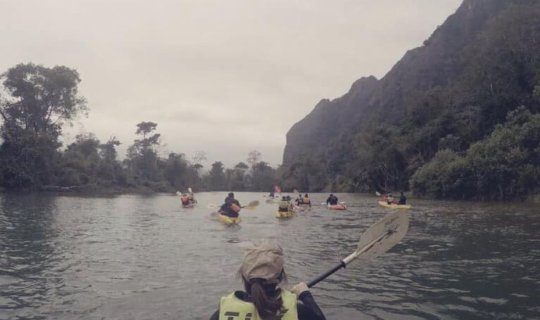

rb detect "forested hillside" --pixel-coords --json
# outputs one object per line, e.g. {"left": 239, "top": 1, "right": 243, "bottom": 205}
{"left": 282, "top": 0, "right": 540, "bottom": 201}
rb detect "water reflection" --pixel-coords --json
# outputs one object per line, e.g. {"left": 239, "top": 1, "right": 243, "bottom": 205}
{"left": 0, "top": 194, "right": 59, "bottom": 319}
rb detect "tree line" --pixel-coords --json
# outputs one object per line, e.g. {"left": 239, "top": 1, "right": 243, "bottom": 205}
{"left": 0, "top": 63, "right": 279, "bottom": 194}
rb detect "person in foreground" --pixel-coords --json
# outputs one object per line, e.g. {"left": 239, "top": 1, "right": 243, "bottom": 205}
{"left": 219, "top": 192, "right": 241, "bottom": 218}
{"left": 210, "top": 242, "right": 326, "bottom": 320}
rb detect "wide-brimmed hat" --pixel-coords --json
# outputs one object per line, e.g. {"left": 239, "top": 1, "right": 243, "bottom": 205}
{"left": 240, "top": 242, "right": 284, "bottom": 281}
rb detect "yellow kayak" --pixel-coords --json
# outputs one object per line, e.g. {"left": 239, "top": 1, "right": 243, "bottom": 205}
{"left": 217, "top": 213, "right": 241, "bottom": 225}
{"left": 275, "top": 211, "right": 294, "bottom": 219}
{"left": 378, "top": 201, "right": 412, "bottom": 209}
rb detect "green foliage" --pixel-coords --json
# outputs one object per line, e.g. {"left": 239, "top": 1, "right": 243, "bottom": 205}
{"left": 281, "top": 156, "right": 327, "bottom": 192}
{"left": 249, "top": 161, "right": 277, "bottom": 192}
{"left": 205, "top": 161, "right": 226, "bottom": 191}
{"left": 0, "top": 63, "right": 86, "bottom": 189}
{"left": 125, "top": 121, "right": 162, "bottom": 183}
{"left": 280, "top": 2, "right": 540, "bottom": 200}
{"left": 411, "top": 107, "right": 540, "bottom": 200}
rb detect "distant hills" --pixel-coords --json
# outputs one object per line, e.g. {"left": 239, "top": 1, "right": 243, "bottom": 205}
{"left": 281, "top": 0, "right": 540, "bottom": 201}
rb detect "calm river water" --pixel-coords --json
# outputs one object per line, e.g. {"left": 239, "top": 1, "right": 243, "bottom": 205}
{"left": 0, "top": 192, "right": 539, "bottom": 319}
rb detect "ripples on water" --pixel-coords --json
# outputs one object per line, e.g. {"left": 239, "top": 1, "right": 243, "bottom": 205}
{"left": 0, "top": 193, "right": 539, "bottom": 319}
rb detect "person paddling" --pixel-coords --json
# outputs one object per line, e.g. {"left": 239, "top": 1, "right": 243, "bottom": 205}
{"left": 278, "top": 196, "right": 292, "bottom": 213}
{"left": 326, "top": 194, "right": 338, "bottom": 205}
{"left": 398, "top": 192, "right": 407, "bottom": 205}
{"left": 386, "top": 193, "right": 394, "bottom": 205}
{"left": 209, "top": 242, "right": 326, "bottom": 320}
{"left": 219, "top": 192, "right": 242, "bottom": 218}
{"left": 302, "top": 194, "right": 311, "bottom": 207}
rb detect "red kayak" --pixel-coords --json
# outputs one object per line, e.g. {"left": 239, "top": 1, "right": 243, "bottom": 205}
{"left": 327, "top": 203, "right": 347, "bottom": 210}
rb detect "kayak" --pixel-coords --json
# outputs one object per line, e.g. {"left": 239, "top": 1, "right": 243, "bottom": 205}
{"left": 292, "top": 205, "right": 308, "bottom": 212}
{"left": 182, "top": 202, "right": 196, "bottom": 208}
{"left": 217, "top": 213, "right": 241, "bottom": 225}
{"left": 378, "top": 201, "right": 412, "bottom": 209}
{"left": 327, "top": 203, "right": 347, "bottom": 210}
{"left": 275, "top": 211, "right": 294, "bottom": 219}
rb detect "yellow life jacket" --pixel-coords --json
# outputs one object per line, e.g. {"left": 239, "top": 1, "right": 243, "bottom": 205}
{"left": 278, "top": 200, "right": 290, "bottom": 210}
{"left": 219, "top": 290, "right": 298, "bottom": 320}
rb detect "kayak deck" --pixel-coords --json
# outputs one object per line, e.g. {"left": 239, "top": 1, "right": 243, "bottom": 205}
{"left": 217, "top": 213, "right": 241, "bottom": 225}
{"left": 328, "top": 203, "right": 347, "bottom": 210}
{"left": 275, "top": 211, "right": 295, "bottom": 219}
{"left": 378, "top": 201, "right": 412, "bottom": 209}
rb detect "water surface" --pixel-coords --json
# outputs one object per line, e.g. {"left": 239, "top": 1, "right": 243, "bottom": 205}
{"left": 0, "top": 193, "right": 538, "bottom": 319}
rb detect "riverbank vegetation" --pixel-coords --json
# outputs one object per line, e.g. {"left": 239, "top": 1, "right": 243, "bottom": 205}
{"left": 0, "top": 63, "right": 279, "bottom": 194}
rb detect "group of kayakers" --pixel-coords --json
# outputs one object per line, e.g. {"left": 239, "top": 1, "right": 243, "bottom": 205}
{"left": 207, "top": 189, "right": 410, "bottom": 319}
{"left": 382, "top": 192, "right": 407, "bottom": 205}
{"left": 295, "top": 193, "right": 312, "bottom": 207}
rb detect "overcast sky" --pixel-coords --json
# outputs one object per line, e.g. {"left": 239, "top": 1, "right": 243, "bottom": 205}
{"left": 0, "top": 0, "right": 462, "bottom": 168}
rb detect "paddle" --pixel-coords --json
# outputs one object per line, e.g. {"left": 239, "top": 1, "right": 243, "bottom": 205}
{"left": 207, "top": 200, "right": 259, "bottom": 210}
{"left": 242, "top": 200, "right": 259, "bottom": 209}
{"left": 307, "top": 211, "right": 409, "bottom": 288}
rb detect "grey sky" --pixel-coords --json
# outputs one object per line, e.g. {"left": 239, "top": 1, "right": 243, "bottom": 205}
{"left": 0, "top": 0, "right": 462, "bottom": 168}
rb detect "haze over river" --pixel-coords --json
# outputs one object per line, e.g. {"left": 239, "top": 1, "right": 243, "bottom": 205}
{"left": 0, "top": 192, "right": 539, "bottom": 319}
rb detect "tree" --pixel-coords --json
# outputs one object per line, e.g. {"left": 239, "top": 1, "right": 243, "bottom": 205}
{"left": 163, "top": 153, "right": 189, "bottom": 190}
{"left": 206, "top": 161, "right": 226, "bottom": 191}
{"left": 0, "top": 63, "right": 87, "bottom": 189}
{"left": 250, "top": 161, "right": 277, "bottom": 192}
{"left": 247, "top": 150, "right": 261, "bottom": 168}
{"left": 60, "top": 133, "right": 100, "bottom": 185}
{"left": 192, "top": 151, "right": 207, "bottom": 172}
{"left": 125, "top": 121, "right": 161, "bottom": 182}
{"left": 96, "top": 137, "right": 124, "bottom": 187}
{"left": 225, "top": 162, "right": 249, "bottom": 190}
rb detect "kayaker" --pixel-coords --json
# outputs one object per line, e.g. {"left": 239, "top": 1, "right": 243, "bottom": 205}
{"left": 398, "top": 192, "right": 407, "bottom": 205}
{"left": 220, "top": 192, "right": 241, "bottom": 218}
{"left": 303, "top": 194, "right": 311, "bottom": 207}
{"left": 326, "top": 194, "right": 338, "bottom": 205}
{"left": 187, "top": 191, "right": 196, "bottom": 203}
{"left": 386, "top": 193, "right": 394, "bottom": 205}
{"left": 278, "top": 196, "right": 291, "bottom": 213}
{"left": 294, "top": 193, "right": 303, "bottom": 206}
{"left": 180, "top": 193, "right": 191, "bottom": 206}
{"left": 209, "top": 242, "right": 326, "bottom": 320}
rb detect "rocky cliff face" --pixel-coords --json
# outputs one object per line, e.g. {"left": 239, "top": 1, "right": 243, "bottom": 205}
{"left": 282, "top": 0, "right": 533, "bottom": 166}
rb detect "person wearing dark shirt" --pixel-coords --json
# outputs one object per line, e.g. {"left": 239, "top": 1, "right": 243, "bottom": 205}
{"left": 398, "top": 192, "right": 407, "bottom": 205}
{"left": 326, "top": 194, "right": 338, "bottom": 205}
{"left": 219, "top": 192, "right": 241, "bottom": 218}
{"left": 209, "top": 242, "right": 326, "bottom": 320}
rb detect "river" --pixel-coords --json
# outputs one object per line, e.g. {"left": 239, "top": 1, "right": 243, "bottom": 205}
{"left": 0, "top": 192, "right": 539, "bottom": 319}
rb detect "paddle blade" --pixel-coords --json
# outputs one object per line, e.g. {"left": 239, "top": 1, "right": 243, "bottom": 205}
{"left": 243, "top": 200, "right": 259, "bottom": 209}
{"left": 349, "top": 212, "right": 409, "bottom": 263}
